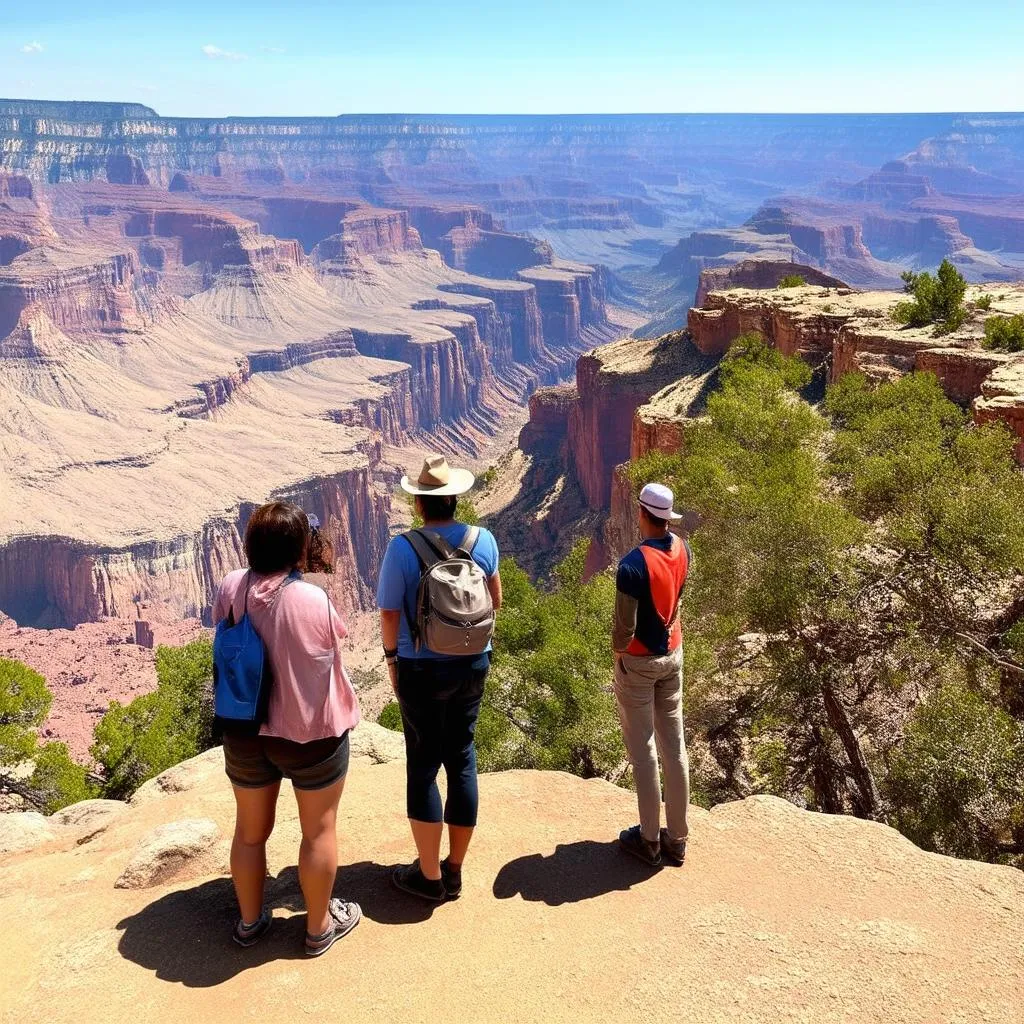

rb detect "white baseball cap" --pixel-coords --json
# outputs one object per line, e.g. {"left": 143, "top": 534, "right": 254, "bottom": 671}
{"left": 638, "top": 482, "right": 683, "bottom": 521}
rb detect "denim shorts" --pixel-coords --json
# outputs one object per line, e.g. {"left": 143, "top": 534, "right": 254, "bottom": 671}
{"left": 223, "top": 731, "right": 350, "bottom": 790}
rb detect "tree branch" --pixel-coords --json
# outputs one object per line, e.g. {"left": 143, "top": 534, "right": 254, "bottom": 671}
{"left": 954, "top": 632, "right": 1024, "bottom": 679}
{"left": 0, "top": 771, "right": 46, "bottom": 810}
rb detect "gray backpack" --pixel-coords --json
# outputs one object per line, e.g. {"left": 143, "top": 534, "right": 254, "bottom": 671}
{"left": 403, "top": 527, "right": 495, "bottom": 655}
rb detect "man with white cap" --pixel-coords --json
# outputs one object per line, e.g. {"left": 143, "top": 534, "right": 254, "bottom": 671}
{"left": 611, "top": 482, "right": 692, "bottom": 867}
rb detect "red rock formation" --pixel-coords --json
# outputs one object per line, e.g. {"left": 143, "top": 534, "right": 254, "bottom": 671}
{"left": 105, "top": 154, "right": 150, "bottom": 186}
{"left": 438, "top": 280, "right": 544, "bottom": 367}
{"left": 313, "top": 209, "right": 421, "bottom": 260}
{"left": 0, "top": 250, "right": 147, "bottom": 339}
{"left": 564, "top": 333, "right": 707, "bottom": 510}
{"left": 441, "top": 226, "right": 553, "bottom": 278}
{"left": 695, "top": 261, "right": 848, "bottom": 307}
{"left": 517, "top": 383, "right": 577, "bottom": 450}
{"left": 404, "top": 204, "right": 499, "bottom": 249}
{"left": 831, "top": 161, "right": 934, "bottom": 206}
{"left": 911, "top": 194, "right": 1024, "bottom": 252}
{"left": 688, "top": 285, "right": 1024, "bottom": 462}
{"left": 0, "top": 462, "right": 389, "bottom": 627}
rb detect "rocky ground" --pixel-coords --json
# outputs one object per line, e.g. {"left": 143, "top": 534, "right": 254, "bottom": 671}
{"left": 0, "top": 728, "right": 1020, "bottom": 1024}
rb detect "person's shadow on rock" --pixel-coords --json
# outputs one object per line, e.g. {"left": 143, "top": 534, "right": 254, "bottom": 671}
{"left": 117, "top": 861, "right": 437, "bottom": 987}
{"left": 492, "top": 840, "right": 662, "bottom": 906}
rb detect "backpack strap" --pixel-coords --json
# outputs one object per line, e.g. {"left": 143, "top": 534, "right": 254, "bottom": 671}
{"left": 458, "top": 525, "right": 480, "bottom": 558}
{"left": 403, "top": 529, "right": 452, "bottom": 569}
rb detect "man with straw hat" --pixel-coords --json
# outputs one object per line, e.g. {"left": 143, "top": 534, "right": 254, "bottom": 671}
{"left": 377, "top": 455, "right": 503, "bottom": 902}
{"left": 611, "top": 482, "right": 693, "bottom": 868}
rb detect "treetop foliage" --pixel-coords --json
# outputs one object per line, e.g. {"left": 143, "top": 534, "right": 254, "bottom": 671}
{"left": 893, "top": 259, "right": 968, "bottom": 335}
{"left": 0, "top": 656, "right": 93, "bottom": 813}
{"left": 91, "top": 637, "right": 214, "bottom": 800}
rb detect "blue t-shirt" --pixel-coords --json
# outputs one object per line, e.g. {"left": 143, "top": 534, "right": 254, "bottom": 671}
{"left": 377, "top": 523, "right": 500, "bottom": 660}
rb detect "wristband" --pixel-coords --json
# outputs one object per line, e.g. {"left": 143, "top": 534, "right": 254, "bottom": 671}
{"left": 383, "top": 646, "right": 398, "bottom": 658}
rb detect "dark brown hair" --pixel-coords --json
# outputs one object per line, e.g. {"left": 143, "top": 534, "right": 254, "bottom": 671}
{"left": 639, "top": 505, "right": 670, "bottom": 531}
{"left": 416, "top": 494, "right": 458, "bottom": 522}
{"left": 244, "top": 501, "right": 311, "bottom": 575}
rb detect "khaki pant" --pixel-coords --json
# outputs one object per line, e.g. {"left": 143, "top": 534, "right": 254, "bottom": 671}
{"left": 613, "top": 648, "right": 690, "bottom": 843}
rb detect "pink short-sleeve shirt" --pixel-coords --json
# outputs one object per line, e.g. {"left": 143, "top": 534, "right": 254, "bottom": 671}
{"left": 213, "top": 568, "right": 361, "bottom": 743}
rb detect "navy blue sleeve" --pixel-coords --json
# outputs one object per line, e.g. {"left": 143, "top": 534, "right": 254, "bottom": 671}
{"left": 616, "top": 549, "right": 647, "bottom": 599}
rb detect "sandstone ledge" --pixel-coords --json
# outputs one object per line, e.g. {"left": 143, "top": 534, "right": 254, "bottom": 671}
{"left": 0, "top": 747, "right": 1019, "bottom": 1024}
{"left": 688, "top": 283, "right": 1024, "bottom": 461}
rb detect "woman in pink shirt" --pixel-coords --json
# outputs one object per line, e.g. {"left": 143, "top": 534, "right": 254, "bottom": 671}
{"left": 212, "top": 501, "right": 361, "bottom": 957}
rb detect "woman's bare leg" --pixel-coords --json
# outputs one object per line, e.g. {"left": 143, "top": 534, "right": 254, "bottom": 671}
{"left": 294, "top": 778, "right": 346, "bottom": 936}
{"left": 231, "top": 782, "right": 281, "bottom": 923}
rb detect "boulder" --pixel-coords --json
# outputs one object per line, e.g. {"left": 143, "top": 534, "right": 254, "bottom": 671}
{"left": 53, "top": 799, "right": 126, "bottom": 842}
{"left": 0, "top": 810, "right": 56, "bottom": 856}
{"left": 350, "top": 721, "right": 406, "bottom": 764}
{"left": 130, "top": 746, "right": 225, "bottom": 806}
{"left": 114, "top": 818, "right": 220, "bottom": 890}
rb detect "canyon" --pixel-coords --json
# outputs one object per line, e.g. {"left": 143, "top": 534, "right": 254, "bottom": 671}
{"left": 0, "top": 170, "right": 616, "bottom": 633}
{"left": 3, "top": 100, "right": 1024, "bottom": 758}
{"left": 507, "top": 270, "right": 1024, "bottom": 575}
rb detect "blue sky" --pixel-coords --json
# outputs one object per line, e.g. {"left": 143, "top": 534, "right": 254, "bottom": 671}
{"left": 2, "top": 1, "right": 1023, "bottom": 117}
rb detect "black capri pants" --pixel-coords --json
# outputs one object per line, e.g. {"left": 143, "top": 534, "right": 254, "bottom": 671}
{"left": 395, "top": 653, "right": 489, "bottom": 827}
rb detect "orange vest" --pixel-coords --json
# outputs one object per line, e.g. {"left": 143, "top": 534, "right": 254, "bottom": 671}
{"left": 626, "top": 535, "right": 689, "bottom": 656}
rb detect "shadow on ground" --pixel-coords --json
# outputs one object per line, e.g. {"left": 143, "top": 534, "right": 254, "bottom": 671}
{"left": 492, "top": 840, "right": 662, "bottom": 906}
{"left": 117, "top": 861, "right": 437, "bottom": 987}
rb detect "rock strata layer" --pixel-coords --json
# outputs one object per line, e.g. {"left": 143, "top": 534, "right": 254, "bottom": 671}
{"left": 0, "top": 175, "right": 611, "bottom": 627}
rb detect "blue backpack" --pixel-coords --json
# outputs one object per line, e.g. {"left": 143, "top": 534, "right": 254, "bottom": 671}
{"left": 213, "top": 571, "right": 299, "bottom": 734}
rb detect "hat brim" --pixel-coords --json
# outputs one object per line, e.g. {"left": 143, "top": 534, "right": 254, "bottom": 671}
{"left": 400, "top": 467, "right": 475, "bottom": 497}
{"left": 640, "top": 500, "right": 683, "bottom": 522}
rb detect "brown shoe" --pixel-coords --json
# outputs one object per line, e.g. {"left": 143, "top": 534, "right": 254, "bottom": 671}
{"left": 660, "top": 828, "right": 687, "bottom": 866}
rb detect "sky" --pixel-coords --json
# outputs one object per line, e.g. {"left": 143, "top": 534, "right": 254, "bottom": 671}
{"left": 2, "top": 0, "right": 1023, "bottom": 118}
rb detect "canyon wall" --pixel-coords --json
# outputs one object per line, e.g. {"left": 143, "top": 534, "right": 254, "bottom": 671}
{"left": 0, "top": 171, "right": 615, "bottom": 627}
{"left": 687, "top": 284, "right": 1024, "bottom": 460}
{"left": 512, "top": 281, "right": 1024, "bottom": 576}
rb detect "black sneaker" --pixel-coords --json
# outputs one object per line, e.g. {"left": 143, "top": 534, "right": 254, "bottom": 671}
{"left": 659, "top": 828, "right": 687, "bottom": 866}
{"left": 392, "top": 861, "right": 446, "bottom": 903}
{"left": 619, "top": 825, "right": 662, "bottom": 867}
{"left": 232, "top": 908, "right": 272, "bottom": 947}
{"left": 441, "top": 858, "right": 462, "bottom": 900}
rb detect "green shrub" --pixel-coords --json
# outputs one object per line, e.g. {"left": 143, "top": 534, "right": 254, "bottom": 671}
{"left": 92, "top": 637, "right": 214, "bottom": 799}
{"left": 982, "top": 313, "right": 1024, "bottom": 353}
{"left": 892, "top": 260, "right": 967, "bottom": 335}
{"left": 378, "top": 702, "right": 403, "bottom": 732}
{"left": 0, "top": 657, "right": 95, "bottom": 812}
{"left": 777, "top": 274, "right": 806, "bottom": 288}
{"left": 477, "top": 543, "right": 624, "bottom": 779}
{"left": 973, "top": 293, "right": 993, "bottom": 311}
{"left": 886, "top": 678, "right": 1024, "bottom": 862}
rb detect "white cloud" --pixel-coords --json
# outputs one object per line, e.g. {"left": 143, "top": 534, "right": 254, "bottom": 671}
{"left": 201, "top": 44, "right": 247, "bottom": 61}
{"left": 20, "top": 42, "right": 43, "bottom": 54}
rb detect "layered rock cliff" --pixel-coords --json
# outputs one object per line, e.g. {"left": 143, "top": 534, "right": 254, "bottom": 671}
{"left": 0, "top": 171, "right": 615, "bottom": 627}
{"left": 686, "top": 282, "right": 1024, "bottom": 462}
{"left": 509, "top": 280, "right": 1024, "bottom": 575}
